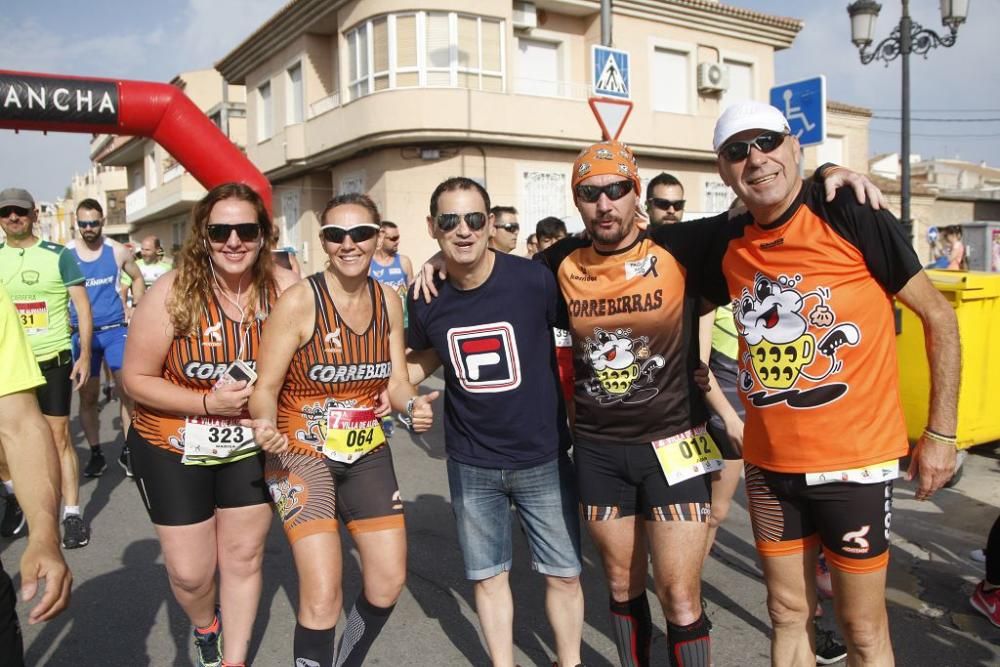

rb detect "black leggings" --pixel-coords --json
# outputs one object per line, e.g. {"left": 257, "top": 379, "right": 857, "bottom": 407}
{"left": 987, "top": 513, "right": 1000, "bottom": 585}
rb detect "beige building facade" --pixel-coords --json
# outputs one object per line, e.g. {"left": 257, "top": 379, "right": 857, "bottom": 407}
{"left": 217, "top": 0, "right": 846, "bottom": 266}
{"left": 91, "top": 69, "right": 247, "bottom": 255}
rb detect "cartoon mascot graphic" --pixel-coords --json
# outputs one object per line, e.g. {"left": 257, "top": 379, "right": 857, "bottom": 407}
{"left": 584, "top": 327, "right": 665, "bottom": 404}
{"left": 736, "top": 273, "right": 860, "bottom": 409}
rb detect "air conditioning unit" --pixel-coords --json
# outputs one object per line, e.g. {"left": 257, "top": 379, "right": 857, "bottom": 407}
{"left": 697, "top": 62, "right": 729, "bottom": 94}
{"left": 513, "top": 1, "right": 538, "bottom": 31}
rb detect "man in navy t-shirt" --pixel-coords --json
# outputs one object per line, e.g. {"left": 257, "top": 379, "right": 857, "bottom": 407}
{"left": 407, "top": 177, "right": 584, "bottom": 667}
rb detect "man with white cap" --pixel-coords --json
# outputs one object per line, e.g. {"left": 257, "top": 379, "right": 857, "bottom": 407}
{"left": 702, "top": 100, "right": 960, "bottom": 665}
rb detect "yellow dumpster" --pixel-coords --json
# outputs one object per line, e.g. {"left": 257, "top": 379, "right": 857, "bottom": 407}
{"left": 896, "top": 269, "right": 1000, "bottom": 449}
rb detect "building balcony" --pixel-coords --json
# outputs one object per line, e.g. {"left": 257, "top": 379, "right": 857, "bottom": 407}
{"left": 124, "top": 173, "right": 205, "bottom": 226}
{"left": 250, "top": 83, "right": 720, "bottom": 178}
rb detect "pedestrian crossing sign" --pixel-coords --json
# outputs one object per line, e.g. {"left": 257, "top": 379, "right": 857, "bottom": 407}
{"left": 592, "top": 45, "right": 630, "bottom": 99}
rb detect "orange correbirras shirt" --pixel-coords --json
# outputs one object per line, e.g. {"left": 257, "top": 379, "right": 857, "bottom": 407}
{"left": 541, "top": 231, "right": 712, "bottom": 444}
{"left": 132, "top": 291, "right": 269, "bottom": 453}
{"left": 278, "top": 273, "right": 392, "bottom": 458}
{"left": 709, "top": 182, "right": 922, "bottom": 473}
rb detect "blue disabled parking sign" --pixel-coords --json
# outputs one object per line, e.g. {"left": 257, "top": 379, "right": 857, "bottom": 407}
{"left": 770, "top": 76, "right": 826, "bottom": 147}
{"left": 592, "top": 45, "right": 630, "bottom": 99}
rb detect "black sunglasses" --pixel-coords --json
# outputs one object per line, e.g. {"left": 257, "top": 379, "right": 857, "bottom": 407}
{"left": 719, "top": 131, "right": 787, "bottom": 163}
{"left": 77, "top": 220, "right": 102, "bottom": 229}
{"left": 320, "top": 224, "right": 380, "bottom": 244}
{"left": 575, "top": 180, "right": 635, "bottom": 203}
{"left": 435, "top": 212, "right": 488, "bottom": 232}
{"left": 0, "top": 206, "right": 30, "bottom": 218}
{"left": 206, "top": 223, "right": 262, "bottom": 243}
{"left": 496, "top": 223, "right": 520, "bottom": 233}
{"left": 647, "top": 198, "right": 685, "bottom": 211}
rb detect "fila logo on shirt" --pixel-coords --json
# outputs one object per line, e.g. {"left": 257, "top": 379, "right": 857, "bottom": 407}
{"left": 446, "top": 322, "right": 521, "bottom": 393}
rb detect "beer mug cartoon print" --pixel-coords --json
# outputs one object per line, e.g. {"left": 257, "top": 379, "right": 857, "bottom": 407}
{"left": 735, "top": 273, "right": 860, "bottom": 409}
{"left": 584, "top": 327, "right": 665, "bottom": 404}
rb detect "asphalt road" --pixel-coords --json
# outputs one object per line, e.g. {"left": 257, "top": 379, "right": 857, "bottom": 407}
{"left": 3, "top": 376, "right": 999, "bottom": 666}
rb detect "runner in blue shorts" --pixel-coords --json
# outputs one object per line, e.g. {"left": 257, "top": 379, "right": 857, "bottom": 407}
{"left": 69, "top": 199, "right": 146, "bottom": 480}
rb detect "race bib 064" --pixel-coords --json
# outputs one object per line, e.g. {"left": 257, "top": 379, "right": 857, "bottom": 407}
{"left": 652, "top": 424, "right": 724, "bottom": 486}
{"left": 324, "top": 407, "right": 386, "bottom": 464}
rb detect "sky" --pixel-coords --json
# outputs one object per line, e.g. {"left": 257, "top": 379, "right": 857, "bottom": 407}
{"left": 1, "top": 0, "right": 997, "bottom": 203}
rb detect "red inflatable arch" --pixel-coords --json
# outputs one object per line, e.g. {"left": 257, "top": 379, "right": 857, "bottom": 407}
{"left": 0, "top": 70, "right": 271, "bottom": 211}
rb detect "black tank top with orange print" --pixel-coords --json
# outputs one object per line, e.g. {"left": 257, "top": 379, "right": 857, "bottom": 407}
{"left": 278, "top": 273, "right": 392, "bottom": 458}
{"left": 133, "top": 288, "right": 271, "bottom": 454}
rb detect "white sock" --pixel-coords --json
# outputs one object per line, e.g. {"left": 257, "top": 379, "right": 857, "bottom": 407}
{"left": 2, "top": 480, "right": 13, "bottom": 496}
{"left": 63, "top": 505, "right": 81, "bottom": 519}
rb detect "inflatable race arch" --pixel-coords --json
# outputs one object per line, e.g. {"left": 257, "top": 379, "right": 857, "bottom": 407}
{"left": 0, "top": 70, "right": 271, "bottom": 211}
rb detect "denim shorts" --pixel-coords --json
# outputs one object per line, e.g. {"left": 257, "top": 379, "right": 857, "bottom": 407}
{"left": 447, "top": 455, "right": 582, "bottom": 581}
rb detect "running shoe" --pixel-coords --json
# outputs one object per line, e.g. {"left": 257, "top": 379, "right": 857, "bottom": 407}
{"left": 102, "top": 383, "right": 113, "bottom": 403}
{"left": 969, "top": 581, "right": 1000, "bottom": 628}
{"left": 0, "top": 494, "right": 25, "bottom": 537}
{"left": 970, "top": 548, "right": 987, "bottom": 563}
{"left": 814, "top": 622, "right": 847, "bottom": 665}
{"left": 61, "top": 514, "right": 90, "bottom": 549}
{"left": 381, "top": 416, "right": 395, "bottom": 439}
{"left": 118, "top": 447, "right": 134, "bottom": 478}
{"left": 193, "top": 609, "right": 224, "bottom": 667}
{"left": 83, "top": 450, "right": 107, "bottom": 478}
{"left": 815, "top": 552, "right": 834, "bottom": 600}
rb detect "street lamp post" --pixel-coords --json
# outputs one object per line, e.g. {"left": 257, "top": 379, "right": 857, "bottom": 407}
{"left": 846, "top": 0, "right": 969, "bottom": 242}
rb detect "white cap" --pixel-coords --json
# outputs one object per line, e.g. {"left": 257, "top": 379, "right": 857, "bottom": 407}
{"left": 713, "top": 101, "right": 790, "bottom": 153}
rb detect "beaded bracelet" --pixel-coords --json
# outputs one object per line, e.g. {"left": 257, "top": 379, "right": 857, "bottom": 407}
{"left": 923, "top": 428, "right": 957, "bottom": 445}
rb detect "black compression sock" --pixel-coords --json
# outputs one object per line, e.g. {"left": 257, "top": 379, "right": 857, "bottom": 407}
{"left": 294, "top": 622, "right": 336, "bottom": 667}
{"left": 609, "top": 594, "right": 652, "bottom": 667}
{"left": 667, "top": 613, "right": 711, "bottom": 667}
{"left": 335, "top": 594, "right": 395, "bottom": 667}
{"left": 987, "top": 513, "right": 1000, "bottom": 586}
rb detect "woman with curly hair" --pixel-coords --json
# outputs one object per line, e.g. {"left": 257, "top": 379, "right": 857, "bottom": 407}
{"left": 248, "top": 193, "right": 437, "bottom": 667}
{"left": 122, "top": 182, "right": 299, "bottom": 667}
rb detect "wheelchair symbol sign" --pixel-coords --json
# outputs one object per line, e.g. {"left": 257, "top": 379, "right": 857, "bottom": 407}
{"left": 770, "top": 76, "right": 826, "bottom": 147}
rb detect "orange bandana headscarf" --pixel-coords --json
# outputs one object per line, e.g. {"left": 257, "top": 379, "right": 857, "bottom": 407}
{"left": 571, "top": 140, "right": 641, "bottom": 196}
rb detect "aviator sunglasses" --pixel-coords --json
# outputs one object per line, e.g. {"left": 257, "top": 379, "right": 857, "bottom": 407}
{"left": 206, "top": 222, "right": 262, "bottom": 243}
{"left": 574, "top": 180, "right": 635, "bottom": 203}
{"left": 320, "top": 223, "right": 380, "bottom": 244}
{"left": 496, "top": 223, "right": 520, "bottom": 233}
{"left": 434, "top": 212, "right": 488, "bottom": 232}
{"left": 77, "top": 220, "right": 103, "bottom": 229}
{"left": 719, "top": 131, "right": 787, "bottom": 163}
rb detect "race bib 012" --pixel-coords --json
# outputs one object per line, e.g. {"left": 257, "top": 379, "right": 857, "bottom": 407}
{"left": 323, "top": 407, "right": 386, "bottom": 464}
{"left": 652, "top": 424, "right": 724, "bottom": 486}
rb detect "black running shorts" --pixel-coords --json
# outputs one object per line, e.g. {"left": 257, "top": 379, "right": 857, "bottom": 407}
{"left": 744, "top": 462, "right": 893, "bottom": 573}
{"left": 574, "top": 440, "right": 712, "bottom": 522}
{"left": 266, "top": 445, "right": 405, "bottom": 544}
{"left": 128, "top": 428, "right": 270, "bottom": 526}
{"left": 0, "top": 567, "right": 24, "bottom": 667}
{"left": 35, "top": 351, "right": 73, "bottom": 418}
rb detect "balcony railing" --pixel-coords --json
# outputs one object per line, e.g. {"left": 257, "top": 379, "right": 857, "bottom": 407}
{"left": 125, "top": 187, "right": 147, "bottom": 215}
{"left": 162, "top": 163, "right": 185, "bottom": 184}
{"left": 308, "top": 92, "right": 340, "bottom": 119}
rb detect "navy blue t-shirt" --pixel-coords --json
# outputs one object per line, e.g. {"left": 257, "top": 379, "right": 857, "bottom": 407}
{"left": 407, "top": 250, "right": 570, "bottom": 469}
